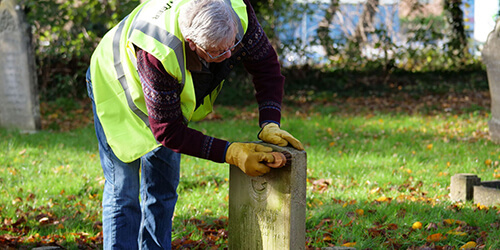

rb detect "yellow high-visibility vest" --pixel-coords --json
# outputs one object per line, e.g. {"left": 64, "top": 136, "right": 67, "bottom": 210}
{"left": 90, "top": 0, "right": 248, "bottom": 162}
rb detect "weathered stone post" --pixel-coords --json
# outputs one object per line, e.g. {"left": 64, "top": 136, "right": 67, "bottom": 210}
{"left": 0, "top": 0, "right": 41, "bottom": 132}
{"left": 450, "top": 174, "right": 481, "bottom": 202}
{"left": 483, "top": 19, "right": 500, "bottom": 143}
{"left": 228, "top": 143, "right": 307, "bottom": 250}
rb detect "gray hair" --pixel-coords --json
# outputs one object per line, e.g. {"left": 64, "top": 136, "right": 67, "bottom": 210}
{"left": 179, "top": 0, "right": 238, "bottom": 50}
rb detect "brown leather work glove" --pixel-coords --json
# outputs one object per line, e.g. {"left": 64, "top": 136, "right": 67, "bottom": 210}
{"left": 225, "top": 142, "right": 275, "bottom": 177}
{"left": 258, "top": 123, "right": 304, "bottom": 150}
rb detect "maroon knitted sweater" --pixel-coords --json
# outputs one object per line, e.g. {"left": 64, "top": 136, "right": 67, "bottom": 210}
{"left": 136, "top": 0, "right": 284, "bottom": 163}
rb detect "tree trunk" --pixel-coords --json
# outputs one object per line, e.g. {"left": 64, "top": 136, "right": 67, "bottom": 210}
{"left": 443, "top": 0, "right": 468, "bottom": 57}
{"left": 353, "top": 0, "right": 379, "bottom": 44}
{"left": 316, "top": 0, "right": 339, "bottom": 58}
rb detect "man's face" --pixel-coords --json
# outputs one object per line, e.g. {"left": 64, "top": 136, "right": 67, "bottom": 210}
{"left": 187, "top": 37, "right": 238, "bottom": 63}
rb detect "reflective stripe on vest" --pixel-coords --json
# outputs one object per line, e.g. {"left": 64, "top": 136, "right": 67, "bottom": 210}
{"left": 129, "top": 20, "right": 185, "bottom": 86}
{"left": 113, "top": 16, "right": 150, "bottom": 127}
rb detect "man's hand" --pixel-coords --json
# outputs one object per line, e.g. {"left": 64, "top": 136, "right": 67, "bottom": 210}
{"left": 258, "top": 123, "right": 304, "bottom": 150}
{"left": 225, "top": 142, "right": 275, "bottom": 177}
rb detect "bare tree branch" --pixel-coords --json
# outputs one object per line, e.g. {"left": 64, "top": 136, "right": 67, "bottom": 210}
{"left": 353, "top": 0, "right": 379, "bottom": 44}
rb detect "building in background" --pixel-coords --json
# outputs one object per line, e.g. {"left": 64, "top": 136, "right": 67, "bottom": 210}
{"left": 280, "top": 0, "right": 500, "bottom": 65}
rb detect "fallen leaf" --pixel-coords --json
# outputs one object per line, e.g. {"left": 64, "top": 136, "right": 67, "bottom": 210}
{"left": 12, "top": 197, "right": 22, "bottom": 205}
{"left": 342, "top": 242, "right": 356, "bottom": 247}
{"left": 375, "top": 196, "right": 392, "bottom": 202}
{"left": 8, "top": 168, "right": 18, "bottom": 175}
{"left": 476, "top": 203, "right": 488, "bottom": 210}
{"left": 368, "top": 227, "right": 385, "bottom": 237}
{"left": 344, "top": 219, "right": 354, "bottom": 227}
{"left": 426, "top": 233, "right": 446, "bottom": 242}
{"left": 412, "top": 221, "right": 422, "bottom": 229}
{"left": 311, "top": 178, "right": 332, "bottom": 193}
{"left": 385, "top": 223, "right": 398, "bottom": 230}
{"left": 39, "top": 217, "right": 52, "bottom": 226}
{"left": 443, "top": 219, "right": 465, "bottom": 225}
{"left": 26, "top": 193, "right": 36, "bottom": 201}
{"left": 355, "top": 209, "right": 364, "bottom": 216}
{"left": 3, "top": 218, "right": 12, "bottom": 226}
{"left": 426, "top": 222, "right": 438, "bottom": 230}
{"left": 447, "top": 230, "right": 466, "bottom": 236}
{"left": 370, "top": 187, "right": 381, "bottom": 194}
{"left": 460, "top": 241, "right": 477, "bottom": 249}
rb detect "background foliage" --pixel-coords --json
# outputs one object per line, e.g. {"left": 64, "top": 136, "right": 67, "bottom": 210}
{"left": 20, "top": 0, "right": 489, "bottom": 103}
{"left": 23, "top": 0, "right": 141, "bottom": 100}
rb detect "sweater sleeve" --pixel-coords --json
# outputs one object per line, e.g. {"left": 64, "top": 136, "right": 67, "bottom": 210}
{"left": 241, "top": 0, "right": 285, "bottom": 127}
{"left": 137, "top": 49, "right": 229, "bottom": 163}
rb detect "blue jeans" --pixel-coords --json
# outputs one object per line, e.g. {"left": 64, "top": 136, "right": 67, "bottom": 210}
{"left": 86, "top": 69, "right": 180, "bottom": 249}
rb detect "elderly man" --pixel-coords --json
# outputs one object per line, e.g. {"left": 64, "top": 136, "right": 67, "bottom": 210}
{"left": 86, "top": 0, "right": 303, "bottom": 248}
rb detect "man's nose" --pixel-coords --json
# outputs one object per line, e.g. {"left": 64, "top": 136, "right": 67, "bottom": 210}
{"left": 223, "top": 50, "right": 232, "bottom": 59}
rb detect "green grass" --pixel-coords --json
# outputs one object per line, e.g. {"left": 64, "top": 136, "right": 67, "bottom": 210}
{"left": 1, "top": 95, "right": 500, "bottom": 249}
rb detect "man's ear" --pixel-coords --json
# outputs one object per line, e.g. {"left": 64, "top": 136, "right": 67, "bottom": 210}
{"left": 186, "top": 39, "right": 197, "bottom": 51}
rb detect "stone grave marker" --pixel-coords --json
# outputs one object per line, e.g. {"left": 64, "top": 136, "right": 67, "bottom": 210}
{"left": 0, "top": 0, "right": 40, "bottom": 132}
{"left": 483, "top": 19, "right": 500, "bottom": 143}
{"left": 450, "top": 173, "right": 481, "bottom": 202}
{"left": 450, "top": 173, "right": 500, "bottom": 206}
{"left": 228, "top": 143, "right": 307, "bottom": 249}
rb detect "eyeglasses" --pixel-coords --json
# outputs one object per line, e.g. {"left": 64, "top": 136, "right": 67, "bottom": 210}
{"left": 196, "top": 39, "right": 241, "bottom": 60}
